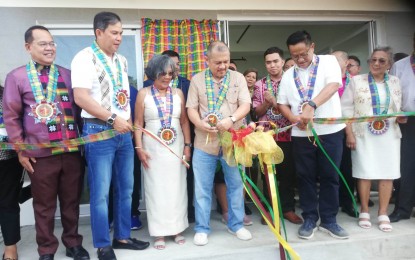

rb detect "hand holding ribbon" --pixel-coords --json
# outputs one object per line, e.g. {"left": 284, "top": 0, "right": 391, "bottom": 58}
{"left": 396, "top": 116, "right": 408, "bottom": 124}
{"left": 201, "top": 117, "right": 218, "bottom": 133}
{"left": 216, "top": 117, "right": 233, "bottom": 132}
{"left": 113, "top": 117, "right": 133, "bottom": 134}
{"left": 299, "top": 103, "right": 315, "bottom": 128}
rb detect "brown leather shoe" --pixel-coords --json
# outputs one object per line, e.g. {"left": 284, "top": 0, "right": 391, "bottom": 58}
{"left": 283, "top": 211, "right": 303, "bottom": 224}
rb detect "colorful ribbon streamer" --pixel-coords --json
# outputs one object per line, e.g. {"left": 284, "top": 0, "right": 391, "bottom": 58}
{"left": 3, "top": 112, "right": 411, "bottom": 152}
{"left": 0, "top": 129, "right": 117, "bottom": 150}
{"left": 133, "top": 126, "right": 190, "bottom": 169}
{"left": 221, "top": 126, "right": 298, "bottom": 259}
{"left": 236, "top": 148, "right": 300, "bottom": 260}
{"left": 312, "top": 111, "right": 415, "bottom": 124}
{"left": 0, "top": 126, "right": 189, "bottom": 168}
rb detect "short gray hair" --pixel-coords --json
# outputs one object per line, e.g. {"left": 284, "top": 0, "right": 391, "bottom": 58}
{"left": 207, "top": 41, "right": 229, "bottom": 58}
{"left": 145, "top": 54, "right": 177, "bottom": 81}
{"left": 331, "top": 50, "right": 348, "bottom": 63}
{"left": 371, "top": 46, "right": 394, "bottom": 68}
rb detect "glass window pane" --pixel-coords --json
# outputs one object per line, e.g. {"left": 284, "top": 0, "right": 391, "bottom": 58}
{"left": 54, "top": 35, "right": 138, "bottom": 88}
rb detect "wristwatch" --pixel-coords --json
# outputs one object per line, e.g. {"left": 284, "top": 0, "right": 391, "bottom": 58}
{"left": 229, "top": 115, "right": 237, "bottom": 123}
{"left": 184, "top": 143, "right": 193, "bottom": 148}
{"left": 307, "top": 100, "right": 318, "bottom": 110}
{"left": 107, "top": 113, "right": 117, "bottom": 125}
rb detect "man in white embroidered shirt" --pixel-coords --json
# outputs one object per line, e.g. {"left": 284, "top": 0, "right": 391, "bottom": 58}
{"left": 277, "top": 30, "right": 348, "bottom": 240}
{"left": 71, "top": 11, "right": 149, "bottom": 260}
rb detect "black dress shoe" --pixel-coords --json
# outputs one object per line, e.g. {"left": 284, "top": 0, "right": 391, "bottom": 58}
{"left": 66, "top": 245, "right": 90, "bottom": 260}
{"left": 39, "top": 254, "right": 54, "bottom": 260}
{"left": 112, "top": 238, "right": 150, "bottom": 250}
{"left": 97, "top": 246, "right": 116, "bottom": 260}
{"left": 389, "top": 211, "right": 410, "bottom": 223}
{"left": 341, "top": 206, "right": 358, "bottom": 218}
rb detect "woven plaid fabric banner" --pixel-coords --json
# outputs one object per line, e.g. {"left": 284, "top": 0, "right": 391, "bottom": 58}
{"left": 141, "top": 18, "right": 219, "bottom": 79}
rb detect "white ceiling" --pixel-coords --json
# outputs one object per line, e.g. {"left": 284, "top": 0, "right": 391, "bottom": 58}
{"left": 228, "top": 22, "right": 368, "bottom": 54}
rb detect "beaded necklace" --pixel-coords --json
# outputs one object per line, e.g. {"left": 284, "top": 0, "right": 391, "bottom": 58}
{"left": 151, "top": 86, "right": 177, "bottom": 144}
{"left": 367, "top": 72, "right": 391, "bottom": 135}
{"left": 91, "top": 41, "right": 128, "bottom": 110}
{"left": 91, "top": 41, "right": 122, "bottom": 89}
{"left": 205, "top": 70, "right": 230, "bottom": 112}
{"left": 151, "top": 86, "right": 173, "bottom": 128}
{"left": 171, "top": 77, "right": 179, "bottom": 88}
{"left": 293, "top": 55, "right": 319, "bottom": 103}
{"left": 26, "top": 60, "right": 58, "bottom": 103}
{"left": 345, "top": 71, "right": 351, "bottom": 87}
{"left": 266, "top": 74, "right": 275, "bottom": 96}
{"left": 368, "top": 72, "right": 390, "bottom": 115}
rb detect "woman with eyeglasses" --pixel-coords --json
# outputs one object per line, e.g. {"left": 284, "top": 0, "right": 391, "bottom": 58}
{"left": 134, "top": 54, "right": 191, "bottom": 249}
{"left": 341, "top": 46, "right": 404, "bottom": 232}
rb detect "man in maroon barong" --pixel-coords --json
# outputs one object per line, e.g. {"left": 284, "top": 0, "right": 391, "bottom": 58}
{"left": 2, "top": 25, "right": 89, "bottom": 260}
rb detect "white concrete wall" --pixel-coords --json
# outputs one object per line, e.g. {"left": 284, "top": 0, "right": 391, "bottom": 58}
{"left": 384, "top": 12, "right": 414, "bottom": 55}
{"left": 0, "top": 0, "right": 411, "bottom": 12}
{"left": 0, "top": 7, "right": 141, "bottom": 84}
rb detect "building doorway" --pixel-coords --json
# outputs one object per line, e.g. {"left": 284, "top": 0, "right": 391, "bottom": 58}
{"left": 219, "top": 19, "right": 376, "bottom": 77}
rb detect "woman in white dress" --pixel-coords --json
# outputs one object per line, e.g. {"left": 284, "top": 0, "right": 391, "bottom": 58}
{"left": 134, "top": 55, "right": 191, "bottom": 249}
{"left": 341, "top": 46, "right": 404, "bottom": 232}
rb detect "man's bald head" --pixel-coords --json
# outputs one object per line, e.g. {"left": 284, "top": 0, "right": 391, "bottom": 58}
{"left": 332, "top": 50, "right": 349, "bottom": 75}
{"left": 332, "top": 51, "right": 348, "bottom": 63}
{"left": 207, "top": 41, "right": 229, "bottom": 58}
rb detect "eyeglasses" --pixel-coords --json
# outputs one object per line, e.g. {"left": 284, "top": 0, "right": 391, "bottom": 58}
{"left": 36, "top": 41, "right": 57, "bottom": 48}
{"left": 291, "top": 47, "right": 311, "bottom": 61}
{"left": 159, "top": 71, "right": 174, "bottom": 77}
{"left": 368, "top": 58, "right": 387, "bottom": 65}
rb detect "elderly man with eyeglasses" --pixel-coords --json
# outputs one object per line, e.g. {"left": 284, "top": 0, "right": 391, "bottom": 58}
{"left": 3, "top": 25, "right": 89, "bottom": 260}
{"left": 347, "top": 55, "right": 361, "bottom": 76}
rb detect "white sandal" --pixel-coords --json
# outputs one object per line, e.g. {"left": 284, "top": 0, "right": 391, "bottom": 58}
{"left": 154, "top": 237, "right": 166, "bottom": 250}
{"left": 358, "top": 212, "right": 372, "bottom": 229}
{"left": 174, "top": 234, "right": 186, "bottom": 245}
{"left": 378, "top": 215, "right": 392, "bottom": 232}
